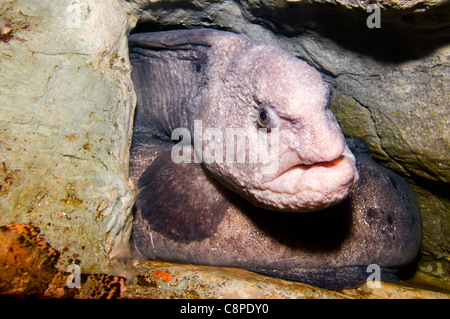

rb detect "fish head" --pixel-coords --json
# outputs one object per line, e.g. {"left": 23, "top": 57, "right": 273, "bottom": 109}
{"left": 200, "top": 43, "right": 359, "bottom": 212}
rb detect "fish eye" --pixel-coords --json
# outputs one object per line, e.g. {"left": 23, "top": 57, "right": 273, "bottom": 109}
{"left": 257, "top": 104, "right": 279, "bottom": 129}
{"left": 258, "top": 108, "right": 269, "bottom": 125}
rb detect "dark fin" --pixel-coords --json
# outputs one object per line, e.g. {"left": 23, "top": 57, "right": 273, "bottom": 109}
{"left": 128, "top": 30, "right": 221, "bottom": 135}
{"left": 128, "top": 29, "right": 223, "bottom": 50}
{"left": 129, "top": 120, "right": 174, "bottom": 182}
{"left": 136, "top": 150, "right": 231, "bottom": 243}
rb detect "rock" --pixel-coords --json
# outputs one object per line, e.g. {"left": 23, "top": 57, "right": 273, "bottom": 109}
{"left": 0, "top": 224, "right": 126, "bottom": 298}
{"left": 0, "top": 0, "right": 136, "bottom": 272}
{"left": 124, "top": 260, "right": 348, "bottom": 299}
{"left": 0, "top": 224, "right": 59, "bottom": 296}
{"left": 0, "top": 0, "right": 448, "bottom": 294}
{"left": 127, "top": 0, "right": 450, "bottom": 282}
{"left": 109, "top": 260, "right": 450, "bottom": 299}
{"left": 0, "top": 223, "right": 448, "bottom": 299}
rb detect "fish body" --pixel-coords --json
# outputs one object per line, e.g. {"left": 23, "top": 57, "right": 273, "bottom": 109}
{"left": 128, "top": 29, "right": 421, "bottom": 289}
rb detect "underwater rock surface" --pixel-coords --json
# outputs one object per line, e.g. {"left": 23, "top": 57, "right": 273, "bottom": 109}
{"left": 0, "top": 0, "right": 136, "bottom": 272}
{"left": 0, "top": 224, "right": 448, "bottom": 299}
{"left": 0, "top": 0, "right": 448, "bottom": 288}
{"left": 0, "top": 224, "right": 126, "bottom": 298}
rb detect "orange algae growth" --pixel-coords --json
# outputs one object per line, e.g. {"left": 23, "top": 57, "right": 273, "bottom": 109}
{"left": 154, "top": 270, "right": 171, "bottom": 283}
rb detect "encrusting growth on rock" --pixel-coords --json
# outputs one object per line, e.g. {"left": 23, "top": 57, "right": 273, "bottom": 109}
{"left": 0, "top": 223, "right": 126, "bottom": 298}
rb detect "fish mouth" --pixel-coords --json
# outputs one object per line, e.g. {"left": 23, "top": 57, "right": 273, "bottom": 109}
{"left": 256, "top": 146, "right": 358, "bottom": 212}
{"left": 279, "top": 156, "right": 345, "bottom": 180}
{"left": 263, "top": 153, "right": 348, "bottom": 186}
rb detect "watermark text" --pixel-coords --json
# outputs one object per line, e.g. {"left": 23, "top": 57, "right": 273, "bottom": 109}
{"left": 171, "top": 120, "right": 280, "bottom": 174}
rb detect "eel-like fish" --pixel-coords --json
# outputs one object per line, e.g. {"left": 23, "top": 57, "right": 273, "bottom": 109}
{"left": 128, "top": 29, "right": 422, "bottom": 289}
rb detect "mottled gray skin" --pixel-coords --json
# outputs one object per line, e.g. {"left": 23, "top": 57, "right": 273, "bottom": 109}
{"left": 128, "top": 29, "right": 422, "bottom": 289}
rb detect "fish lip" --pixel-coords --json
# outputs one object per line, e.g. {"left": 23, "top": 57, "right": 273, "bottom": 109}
{"left": 250, "top": 150, "right": 358, "bottom": 211}
{"left": 289, "top": 156, "right": 345, "bottom": 171}
{"left": 263, "top": 155, "right": 345, "bottom": 185}
{"left": 259, "top": 149, "right": 358, "bottom": 199}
